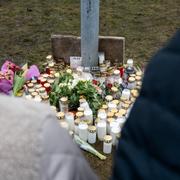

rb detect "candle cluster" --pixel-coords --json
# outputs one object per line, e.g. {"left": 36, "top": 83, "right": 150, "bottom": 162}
{"left": 51, "top": 57, "right": 144, "bottom": 155}
{"left": 0, "top": 55, "right": 143, "bottom": 157}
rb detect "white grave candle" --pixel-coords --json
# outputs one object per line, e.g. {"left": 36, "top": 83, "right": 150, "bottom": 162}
{"left": 80, "top": 101, "right": 90, "bottom": 110}
{"left": 121, "top": 89, "right": 131, "bottom": 100}
{"left": 107, "top": 118, "right": 115, "bottom": 134}
{"left": 116, "top": 117, "right": 126, "bottom": 128}
{"left": 88, "top": 126, "right": 96, "bottom": 144}
{"left": 108, "top": 102, "right": 117, "bottom": 111}
{"left": 84, "top": 109, "right": 93, "bottom": 125}
{"left": 78, "top": 123, "right": 88, "bottom": 142}
{"left": 127, "top": 77, "right": 136, "bottom": 90}
{"left": 103, "top": 135, "right": 112, "bottom": 154}
{"left": 111, "top": 126, "right": 121, "bottom": 146}
{"left": 65, "top": 112, "right": 74, "bottom": 131}
{"left": 98, "top": 109, "right": 106, "bottom": 118}
{"left": 98, "top": 52, "right": 105, "bottom": 64}
{"left": 74, "top": 118, "right": 80, "bottom": 135}
{"left": 97, "top": 121, "right": 107, "bottom": 141}
{"left": 59, "top": 97, "right": 69, "bottom": 113}
{"left": 98, "top": 112, "right": 107, "bottom": 122}
{"left": 110, "top": 121, "right": 120, "bottom": 133}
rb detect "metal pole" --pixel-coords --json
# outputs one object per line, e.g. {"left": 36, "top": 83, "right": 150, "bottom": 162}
{"left": 81, "top": 0, "right": 99, "bottom": 68}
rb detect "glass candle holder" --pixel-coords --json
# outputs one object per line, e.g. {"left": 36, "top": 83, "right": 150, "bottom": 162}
{"left": 103, "top": 135, "right": 112, "bottom": 154}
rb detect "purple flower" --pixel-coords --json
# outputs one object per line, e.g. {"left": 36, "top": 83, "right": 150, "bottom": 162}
{"left": 0, "top": 79, "right": 12, "bottom": 95}
{"left": 1, "top": 60, "right": 20, "bottom": 72}
{"left": 25, "top": 65, "right": 40, "bottom": 80}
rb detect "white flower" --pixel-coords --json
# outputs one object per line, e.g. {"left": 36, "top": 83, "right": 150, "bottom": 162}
{"left": 97, "top": 88, "right": 103, "bottom": 95}
{"left": 73, "top": 73, "right": 79, "bottom": 79}
{"left": 66, "top": 69, "right": 72, "bottom": 74}
{"left": 59, "top": 83, "right": 63, "bottom": 87}
{"left": 59, "top": 83, "right": 67, "bottom": 87}
{"left": 71, "top": 79, "right": 79, "bottom": 88}
{"left": 55, "top": 73, "right": 60, "bottom": 78}
{"left": 68, "top": 85, "right": 72, "bottom": 89}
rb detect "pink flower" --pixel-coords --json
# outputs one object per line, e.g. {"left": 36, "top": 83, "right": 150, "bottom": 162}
{"left": 1, "top": 60, "right": 20, "bottom": 73}
{"left": 25, "top": 65, "right": 40, "bottom": 80}
{"left": 1, "top": 70, "right": 14, "bottom": 85}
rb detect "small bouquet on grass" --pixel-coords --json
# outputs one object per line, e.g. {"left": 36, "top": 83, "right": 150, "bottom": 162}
{"left": 0, "top": 60, "right": 41, "bottom": 96}
{"left": 13, "top": 71, "right": 26, "bottom": 96}
{"left": 13, "top": 64, "right": 40, "bottom": 96}
{"left": 0, "top": 60, "right": 20, "bottom": 95}
{"left": 74, "top": 135, "right": 106, "bottom": 160}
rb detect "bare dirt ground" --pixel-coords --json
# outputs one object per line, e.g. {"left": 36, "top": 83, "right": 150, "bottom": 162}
{"left": 0, "top": 0, "right": 179, "bottom": 179}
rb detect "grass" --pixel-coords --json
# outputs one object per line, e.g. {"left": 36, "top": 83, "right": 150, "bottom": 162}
{"left": 0, "top": 0, "right": 179, "bottom": 67}
{"left": 0, "top": 0, "right": 179, "bottom": 179}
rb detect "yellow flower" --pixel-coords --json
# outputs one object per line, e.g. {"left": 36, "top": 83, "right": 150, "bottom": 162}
{"left": 66, "top": 69, "right": 72, "bottom": 74}
{"left": 55, "top": 72, "right": 60, "bottom": 78}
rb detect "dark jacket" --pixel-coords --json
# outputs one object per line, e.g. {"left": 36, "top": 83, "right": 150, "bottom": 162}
{"left": 112, "top": 29, "right": 180, "bottom": 180}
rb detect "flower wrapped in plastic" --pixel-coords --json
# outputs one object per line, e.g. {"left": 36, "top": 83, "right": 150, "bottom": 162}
{"left": 0, "top": 79, "right": 12, "bottom": 95}
{"left": 25, "top": 65, "right": 40, "bottom": 80}
{"left": 74, "top": 135, "right": 106, "bottom": 160}
{"left": 1, "top": 60, "right": 20, "bottom": 73}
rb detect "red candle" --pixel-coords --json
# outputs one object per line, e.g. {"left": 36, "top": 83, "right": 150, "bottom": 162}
{"left": 37, "top": 77, "right": 43, "bottom": 84}
{"left": 119, "top": 67, "right": 124, "bottom": 77}
{"left": 45, "top": 66, "right": 50, "bottom": 74}
{"left": 42, "top": 74, "right": 49, "bottom": 79}
{"left": 40, "top": 78, "right": 47, "bottom": 86}
{"left": 44, "top": 83, "right": 51, "bottom": 93}
{"left": 50, "top": 70, "right": 55, "bottom": 75}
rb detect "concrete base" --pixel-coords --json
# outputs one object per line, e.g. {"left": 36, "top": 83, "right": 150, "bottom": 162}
{"left": 51, "top": 35, "right": 125, "bottom": 65}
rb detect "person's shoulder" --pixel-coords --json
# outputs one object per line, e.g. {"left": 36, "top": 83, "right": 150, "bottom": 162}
{"left": 0, "top": 94, "right": 55, "bottom": 129}
{"left": 0, "top": 94, "right": 52, "bottom": 117}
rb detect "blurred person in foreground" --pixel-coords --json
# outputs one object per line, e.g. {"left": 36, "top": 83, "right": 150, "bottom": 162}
{"left": 112, "top": 29, "right": 180, "bottom": 180}
{"left": 0, "top": 95, "right": 98, "bottom": 180}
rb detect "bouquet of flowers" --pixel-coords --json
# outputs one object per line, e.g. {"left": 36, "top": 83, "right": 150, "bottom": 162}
{"left": 49, "top": 70, "right": 103, "bottom": 115}
{"left": 0, "top": 60, "right": 20, "bottom": 95}
{"left": 74, "top": 135, "right": 106, "bottom": 160}
{"left": 0, "top": 60, "right": 40, "bottom": 96}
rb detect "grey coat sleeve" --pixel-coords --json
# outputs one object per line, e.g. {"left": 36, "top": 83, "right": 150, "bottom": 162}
{"left": 40, "top": 114, "right": 98, "bottom": 180}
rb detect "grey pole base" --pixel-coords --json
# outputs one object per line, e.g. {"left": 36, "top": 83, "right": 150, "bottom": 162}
{"left": 81, "top": 0, "right": 99, "bottom": 68}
